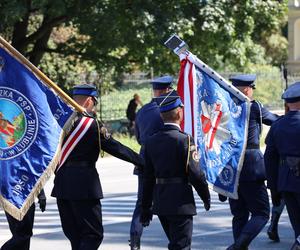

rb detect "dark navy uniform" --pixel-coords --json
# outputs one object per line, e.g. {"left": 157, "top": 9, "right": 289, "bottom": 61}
{"left": 141, "top": 91, "right": 210, "bottom": 250}
{"left": 130, "top": 76, "right": 171, "bottom": 250}
{"left": 51, "top": 84, "right": 143, "bottom": 250}
{"left": 130, "top": 100, "right": 163, "bottom": 241}
{"left": 227, "top": 74, "right": 278, "bottom": 249}
{"left": 135, "top": 101, "right": 164, "bottom": 157}
{"left": 1, "top": 190, "right": 46, "bottom": 250}
{"left": 265, "top": 82, "right": 300, "bottom": 249}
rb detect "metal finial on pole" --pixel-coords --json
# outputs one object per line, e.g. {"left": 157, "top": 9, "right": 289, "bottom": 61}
{"left": 164, "top": 34, "right": 249, "bottom": 102}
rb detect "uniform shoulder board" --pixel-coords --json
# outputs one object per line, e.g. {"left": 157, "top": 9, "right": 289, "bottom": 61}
{"left": 72, "top": 112, "right": 81, "bottom": 124}
{"left": 179, "top": 130, "right": 188, "bottom": 135}
{"left": 254, "top": 100, "right": 263, "bottom": 108}
{"left": 100, "top": 125, "right": 111, "bottom": 139}
{"left": 273, "top": 115, "right": 285, "bottom": 124}
{"left": 69, "top": 112, "right": 84, "bottom": 131}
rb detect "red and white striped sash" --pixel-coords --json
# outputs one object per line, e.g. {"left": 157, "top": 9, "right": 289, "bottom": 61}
{"left": 56, "top": 116, "right": 94, "bottom": 172}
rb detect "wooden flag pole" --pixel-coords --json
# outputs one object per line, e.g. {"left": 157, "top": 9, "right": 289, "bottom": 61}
{"left": 0, "top": 36, "right": 85, "bottom": 113}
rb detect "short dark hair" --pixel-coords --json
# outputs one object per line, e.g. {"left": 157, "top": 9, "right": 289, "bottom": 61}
{"left": 160, "top": 108, "right": 179, "bottom": 123}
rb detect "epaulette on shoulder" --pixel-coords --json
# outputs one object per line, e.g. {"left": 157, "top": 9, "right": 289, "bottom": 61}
{"left": 96, "top": 119, "right": 104, "bottom": 127}
{"left": 179, "top": 129, "right": 188, "bottom": 134}
{"left": 150, "top": 130, "right": 160, "bottom": 138}
{"left": 273, "top": 115, "right": 285, "bottom": 125}
{"left": 253, "top": 100, "right": 263, "bottom": 108}
{"left": 71, "top": 112, "right": 82, "bottom": 128}
{"left": 179, "top": 130, "right": 191, "bottom": 138}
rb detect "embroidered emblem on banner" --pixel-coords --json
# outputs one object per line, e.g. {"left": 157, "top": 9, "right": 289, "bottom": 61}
{"left": 200, "top": 100, "right": 231, "bottom": 155}
{"left": 219, "top": 165, "right": 234, "bottom": 186}
{"left": 0, "top": 87, "right": 38, "bottom": 160}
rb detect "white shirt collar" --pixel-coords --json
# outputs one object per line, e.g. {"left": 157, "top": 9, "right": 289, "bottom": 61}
{"left": 164, "top": 122, "right": 181, "bottom": 130}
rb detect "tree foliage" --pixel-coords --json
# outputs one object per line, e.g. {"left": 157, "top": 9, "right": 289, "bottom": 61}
{"left": 0, "top": 0, "right": 288, "bottom": 88}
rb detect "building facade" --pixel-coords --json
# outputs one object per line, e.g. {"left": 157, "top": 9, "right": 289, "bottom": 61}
{"left": 288, "top": 0, "right": 300, "bottom": 74}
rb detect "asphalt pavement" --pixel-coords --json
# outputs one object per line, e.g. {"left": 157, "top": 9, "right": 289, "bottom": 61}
{"left": 0, "top": 157, "right": 295, "bottom": 250}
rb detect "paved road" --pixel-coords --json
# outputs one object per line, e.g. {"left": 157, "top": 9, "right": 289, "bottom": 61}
{"left": 0, "top": 157, "right": 295, "bottom": 249}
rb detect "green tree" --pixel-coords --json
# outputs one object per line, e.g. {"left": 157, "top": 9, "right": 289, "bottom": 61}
{"left": 0, "top": 0, "right": 288, "bottom": 87}
{"left": 187, "top": 0, "right": 288, "bottom": 71}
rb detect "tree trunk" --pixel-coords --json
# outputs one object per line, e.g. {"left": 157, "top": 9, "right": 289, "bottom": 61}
{"left": 27, "top": 13, "right": 66, "bottom": 65}
{"left": 29, "top": 28, "right": 52, "bottom": 66}
{"left": 11, "top": 0, "right": 31, "bottom": 54}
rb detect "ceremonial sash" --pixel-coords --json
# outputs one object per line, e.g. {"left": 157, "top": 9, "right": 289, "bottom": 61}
{"left": 56, "top": 116, "right": 94, "bottom": 171}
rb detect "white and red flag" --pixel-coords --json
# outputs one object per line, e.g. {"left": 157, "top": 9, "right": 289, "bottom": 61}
{"left": 177, "top": 51, "right": 250, "bottom": 199}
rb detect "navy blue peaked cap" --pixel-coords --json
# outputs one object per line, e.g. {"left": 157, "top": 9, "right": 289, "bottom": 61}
{"left": 155, "top": 90, "right": 183, "bottom": 113}
{"left": 282, "top": 81, "right": 300, "bottom": 103}
{"left": 229, "top": 74, "right": 256, "bottom": 89}
{"left": 151, "top": 75, "right": 173, "bottom": 90}
{"left": 72, "top": 84, "right": 98, "bottom": 98}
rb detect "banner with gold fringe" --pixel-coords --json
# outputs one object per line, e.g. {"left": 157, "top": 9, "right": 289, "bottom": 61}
{"left": 164, "top": 34, "right": 250, "bottom": 199}
{"left": 0, "top": 37, "right": 82, "bottom": 220}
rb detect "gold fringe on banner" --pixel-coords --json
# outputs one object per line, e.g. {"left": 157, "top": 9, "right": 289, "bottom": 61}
{"left": 0, "top": 36, "right": 83, "bottom": 220}
{"left": 0, "top": 112, "right": 77, "bottom": 220}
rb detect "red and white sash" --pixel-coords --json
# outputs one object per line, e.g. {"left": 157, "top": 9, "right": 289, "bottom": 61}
{"left": 56, "top": 116, "right": 94, "bottom": 172}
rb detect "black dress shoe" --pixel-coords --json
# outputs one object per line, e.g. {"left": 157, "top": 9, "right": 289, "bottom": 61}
{"left": 291, "top": 240, "right": 300, "bottom": 250}
{"left": 226, "top": 244, "right": 248, "bottom": 250}
{"left": 267, "top": 230, "right": 280, "bottom": 242}
{"left": 129, "top": 235, "right": 141, "bottom": 250}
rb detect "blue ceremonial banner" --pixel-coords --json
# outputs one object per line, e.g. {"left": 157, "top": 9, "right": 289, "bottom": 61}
{"left": 0, "top": 42, "right": 75, "bottom": 219}
{"left": 177, "top": 52, "right": 250, "bottom": 199}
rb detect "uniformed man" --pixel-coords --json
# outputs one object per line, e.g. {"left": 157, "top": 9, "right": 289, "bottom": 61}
{"left": 51, "top": 84, "right": 144, "bottom": 250}
{"left": 264, "top": 81, "right": 300, "bottom": 250}
{"left": 129, "top": 76, "right": 173, "bottom": 250}
{"left": 225, "top": 74, "right": 279, "bottom": 250}
{"left": 1, "top": 190, "right": 46, "bottom": 250}
{"left": 141, "top": 90, "right": 210, "bottom": 250}
{"left": 266, "top": 102, "right": 291, "bottom": 243}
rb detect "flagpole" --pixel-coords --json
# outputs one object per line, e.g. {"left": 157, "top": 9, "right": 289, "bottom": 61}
{"left": 0, "top": 36, "right": 85, "bottom": 113}
{"left": 183, "top": 51, "right": 250, "bottom": 102}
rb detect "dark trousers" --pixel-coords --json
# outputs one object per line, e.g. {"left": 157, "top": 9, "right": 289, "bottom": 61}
{"left": 282, "top": 192, "right": 300, "bottom": 238}
{"left": 130, "top": 174, "right": 143, "bottom": 237}
{"left": 128, "top": 120, "right": 135, "bottom": 137}
{"left": 1, "top": 203, "right": 35, "bottom": 250}
{"left": 229, "top": 181, "right": 270, "bottom": 245}
{"left": 271, "top": 199, "right": 285, "bottom": 215}
{"left": 158, "top": 215, "right": 193, "bottom": 250}
{"left": 57, "top": 199, "right": 103, "bottom": 250}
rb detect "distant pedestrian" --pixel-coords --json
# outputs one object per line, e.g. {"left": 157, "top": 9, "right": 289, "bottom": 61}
{"left": 126, "top": 93, "right": 142, "bottom": 136}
